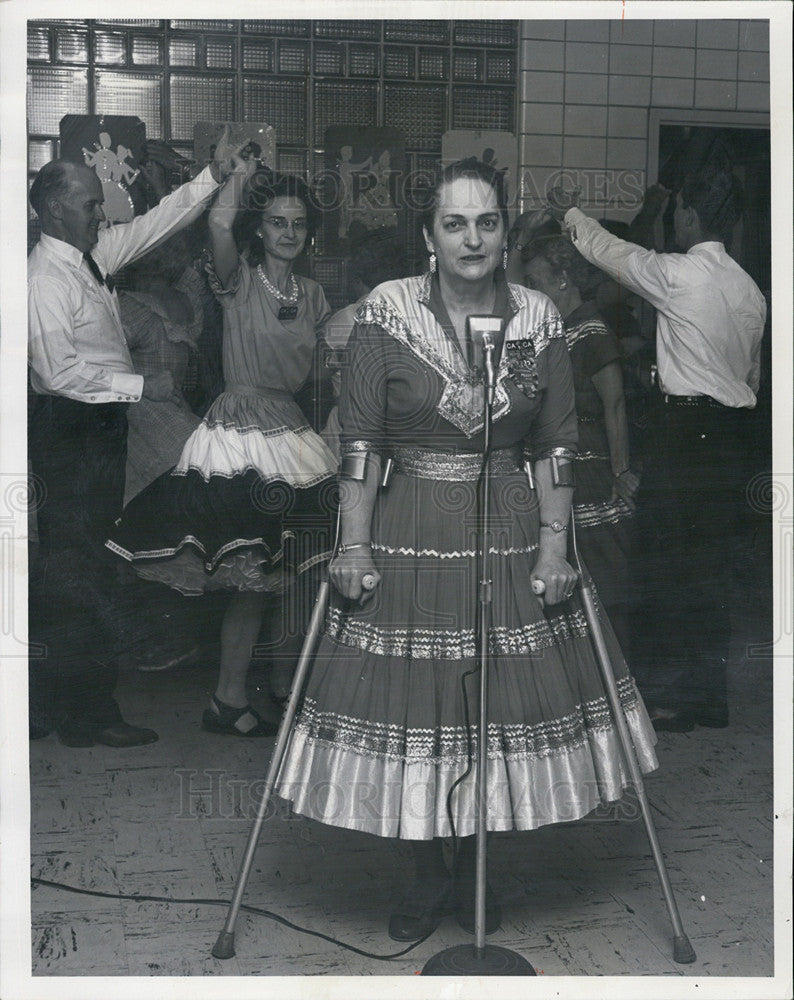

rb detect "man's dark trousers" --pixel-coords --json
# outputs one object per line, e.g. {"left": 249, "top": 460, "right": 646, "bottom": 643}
{"left": 29, "top": 394, "right": 130, "bottom": 730}
{"left": 633, "top": 393, "right": 752, "bottom": 716}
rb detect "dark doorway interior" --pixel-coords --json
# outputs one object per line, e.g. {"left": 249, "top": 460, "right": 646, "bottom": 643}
{"left": 657, "top": 124, "right": 771, "bottom": 294}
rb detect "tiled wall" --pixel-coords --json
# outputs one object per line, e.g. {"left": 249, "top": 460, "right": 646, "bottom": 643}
{"left": 518, "top": 18, "right": 770, "bottom": 219}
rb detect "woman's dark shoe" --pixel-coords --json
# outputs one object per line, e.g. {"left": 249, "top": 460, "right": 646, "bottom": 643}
{"left": 388, "top": 876, "right": 453, "bottom": 942}
{"left": 57, "top": 717, "right": 158, "bottom": 748}
{"left": 202, "top": 695, "right": 278, "bottom": 737}
{"left": 453, "top": 873, "right": 502, "bottom": 935}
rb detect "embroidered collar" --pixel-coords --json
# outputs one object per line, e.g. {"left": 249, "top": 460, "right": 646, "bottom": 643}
{"left": 359, "top": 273, "right": 525, "bottom": 437}
{"left": 417, "top": 269, "right": 522, "bottom": 321}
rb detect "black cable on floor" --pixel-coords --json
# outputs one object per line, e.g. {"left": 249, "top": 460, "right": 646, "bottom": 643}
{"left": 29, "top": 876, "right": 435, "bottom": 961}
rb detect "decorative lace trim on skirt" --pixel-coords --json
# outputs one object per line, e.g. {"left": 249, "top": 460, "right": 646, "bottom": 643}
{"left": 324, "top": 604, "right": 590, "bottom": 659}
{"left": 277, "top": 701, "right": 657, "bottom": 840}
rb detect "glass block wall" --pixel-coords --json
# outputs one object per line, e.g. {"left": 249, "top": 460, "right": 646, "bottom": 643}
{"left": 27, "top": 18, "right": 518, "bottom": 303}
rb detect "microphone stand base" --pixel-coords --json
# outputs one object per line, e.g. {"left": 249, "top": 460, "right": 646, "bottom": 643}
{"left": 422, "top": 944, "right": 536, "bottom": 976}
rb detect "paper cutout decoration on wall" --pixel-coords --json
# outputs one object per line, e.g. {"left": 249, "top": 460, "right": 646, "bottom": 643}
{"left": 60, "top": 115, "right": 146, "bottom": 226}
{"left": 323, "top": 127, "right": 406, "bottom": 252}
{"left": 193, "top": 122, "right": 276, "bottom": 175}
{"left": 441, "top": 130, "right": 518, "bottom": 215}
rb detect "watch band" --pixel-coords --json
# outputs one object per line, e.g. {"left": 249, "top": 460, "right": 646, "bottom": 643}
{"left": 336, "top": 541, "right": 373, "bottom": 555}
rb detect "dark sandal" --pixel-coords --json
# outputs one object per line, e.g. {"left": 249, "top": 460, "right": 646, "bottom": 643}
{"left": 202, "top": 695, "right": 278, "bottom": 737}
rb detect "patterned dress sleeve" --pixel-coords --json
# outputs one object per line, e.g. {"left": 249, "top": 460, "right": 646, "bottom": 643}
{"left": 526, "top": 331, "right": 579, "bottom": 459}
{"left": 338, "top": 321, "right": 397, "bottom": 457}
{"left": 581, "top": 321, "right": 622, "bottom": 379}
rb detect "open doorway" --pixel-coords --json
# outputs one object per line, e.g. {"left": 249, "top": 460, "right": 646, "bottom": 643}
{"left": 647, "top": 110, "right": 771, "bottom": 459}
{"left": 655, "top": 122, "right": 771, "bottom": 294}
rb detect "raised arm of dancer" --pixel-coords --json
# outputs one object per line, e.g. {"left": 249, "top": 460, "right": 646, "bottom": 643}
{"left": 208, "top": 154, "right": 256, "bottom": 289}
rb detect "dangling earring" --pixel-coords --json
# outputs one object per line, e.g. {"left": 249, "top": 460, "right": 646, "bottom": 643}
{"left": 429, "top": 251, "right": 437, "bottom": 274}
{"left": 559, "top": 280, "right": 567, "bottom": 289}
{"left": 256, "top": 230, "right": 263, "bottom": 238}
{"left": 502, "top": 247, "right": 509, "bottom": 270}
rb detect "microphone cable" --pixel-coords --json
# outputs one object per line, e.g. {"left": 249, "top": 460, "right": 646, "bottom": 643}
{"left": 29, "top": 494, "right": 437, "bottom": 967}
{"left": 442, "top": 387, "right": 499, "bottom": 893}
{"left": 29, "top": 875, "right": 437, "bottom": 961}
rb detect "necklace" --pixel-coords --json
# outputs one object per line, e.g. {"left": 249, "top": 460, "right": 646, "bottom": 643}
{"left": 256, "top": 265, "right": 299, "bottom": 303}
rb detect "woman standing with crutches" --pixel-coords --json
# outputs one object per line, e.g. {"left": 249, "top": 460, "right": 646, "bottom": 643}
{"left": 273, "top": 158, "right": 659, "bottom": 940}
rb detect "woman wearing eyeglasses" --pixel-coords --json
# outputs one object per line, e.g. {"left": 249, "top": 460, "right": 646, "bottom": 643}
{"left": 108, "top": 159, "right": 337, "bottom": 736}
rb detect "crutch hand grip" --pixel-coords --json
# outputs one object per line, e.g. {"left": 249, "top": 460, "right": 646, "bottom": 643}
{"left": 531, "top": 579, "right": 545, "bottom": 596}
{"left": 361, "top": 573, "right": 377, "bottom": 591}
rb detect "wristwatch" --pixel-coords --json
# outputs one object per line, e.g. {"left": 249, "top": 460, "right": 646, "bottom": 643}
{"left": 336, "top": 540, "right": 372, "bottom": 554}
{"left": 539, "top": 520, "right": 568, "bottom": 533}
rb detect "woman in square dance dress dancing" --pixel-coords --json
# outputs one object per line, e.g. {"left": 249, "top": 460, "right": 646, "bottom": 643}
{"left": 109, "top": 157, "right": 337, "bottom": 735}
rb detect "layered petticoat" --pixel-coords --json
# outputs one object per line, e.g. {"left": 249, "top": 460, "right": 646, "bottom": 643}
{"left": 276, "top": 448, "right": 657, "bottom": 840}
{"left": 107, "top": 388, "right": 338, "bottom": 595}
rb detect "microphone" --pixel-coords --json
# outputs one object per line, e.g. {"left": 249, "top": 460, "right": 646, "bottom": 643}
{"left": 467, "top": 315, "right": 504, "bottom": 405}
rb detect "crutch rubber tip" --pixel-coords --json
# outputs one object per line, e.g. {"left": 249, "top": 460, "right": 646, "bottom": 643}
{"left": 212, "top": 931, "right": 236, "bottom": 960}
{"left": 673, "top": 934, "right": 696, "bottom": 965}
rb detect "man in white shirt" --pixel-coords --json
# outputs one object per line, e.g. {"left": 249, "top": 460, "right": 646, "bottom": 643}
{"left": 28, "top": 138, "right": 236, "bottom": 747}
{"left": 553, "top": 167, "right": 766, "bottom": 731}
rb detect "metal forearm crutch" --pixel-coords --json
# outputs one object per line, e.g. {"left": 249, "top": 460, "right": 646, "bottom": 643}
{"left": 566, "top": 517, "right": 696, "bottom": 965}
{"left": 212, "top": 577, "right": 330, "bottom": 959}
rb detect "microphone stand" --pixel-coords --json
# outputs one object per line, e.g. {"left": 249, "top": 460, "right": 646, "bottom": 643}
{"left": 423, "top": 333, "right": 535, "bottom": 976}
{"left": 474, "top": 337, "right": 495, "bottom": 955}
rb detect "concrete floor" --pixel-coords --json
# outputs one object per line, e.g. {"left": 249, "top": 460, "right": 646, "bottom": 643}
{"left": 27, "top": 528, "right": 777, "bottom": 983}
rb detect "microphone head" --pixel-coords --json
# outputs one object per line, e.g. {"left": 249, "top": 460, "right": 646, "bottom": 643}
{"left": 466, "top": 315, "right": 505, "bottom": 368}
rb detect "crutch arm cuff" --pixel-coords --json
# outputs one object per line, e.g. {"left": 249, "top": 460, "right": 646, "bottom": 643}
{"left": 533, "top": 447, "right": 576, "bottom": 487}
{"left": 339, "top": 441, "right": 381, "bottom": 480}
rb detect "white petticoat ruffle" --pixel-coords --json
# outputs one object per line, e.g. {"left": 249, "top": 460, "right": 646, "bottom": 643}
{"left": 174, "top": 420, "right": 338, "bottom": 485}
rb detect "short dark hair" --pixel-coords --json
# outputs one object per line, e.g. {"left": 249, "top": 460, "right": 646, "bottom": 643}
{"left": 29, "top": 160, "right": 75, "bottom": 218}
{"left": 420, "top": 157, "right": 509, "bottom": 234}
{"left": 680, "top": 167, "right": 743, "bottom": 240}
{"left": 233, "top": 168, "right": 321, "bottom": 264}
{"left": 521, "top": 234, "right": 603, "bottom": 301}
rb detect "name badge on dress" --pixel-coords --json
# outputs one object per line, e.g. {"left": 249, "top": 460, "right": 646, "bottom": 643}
{"left": 278, "top": 305, "right": 298, "bottom": 321}
{"left": 505, "top": 339, "right": 539, "bottom": 398}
